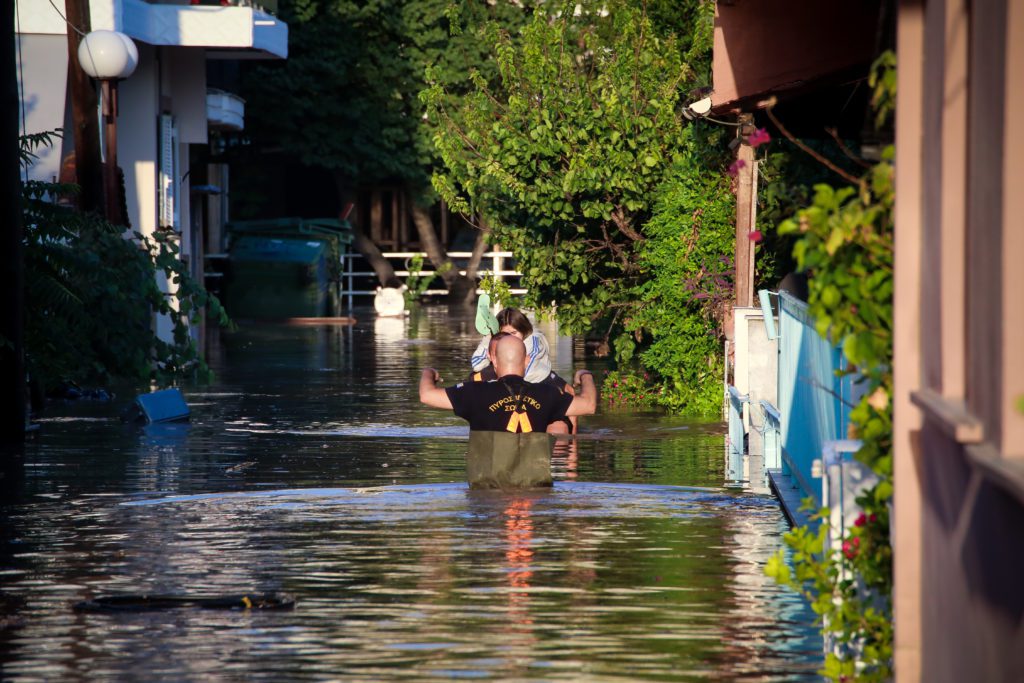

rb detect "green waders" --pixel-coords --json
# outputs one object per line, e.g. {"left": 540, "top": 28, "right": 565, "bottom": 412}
{"left": 466, "top": 431, "right": 553, "bottom": 489}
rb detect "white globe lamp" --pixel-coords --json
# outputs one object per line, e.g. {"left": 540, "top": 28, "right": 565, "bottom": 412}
{"left": 77, "top": 30, "right": 138, "bottom": 224}
{"left": 77, "top": 30, "right": 138, "bottom": 80}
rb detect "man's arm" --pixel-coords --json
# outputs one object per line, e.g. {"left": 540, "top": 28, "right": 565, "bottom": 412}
{"left": 565, "top": 369, "right": 597, "bottom": 416}
{"left": 419, "top": 368, "right": 453, "bottom": 409}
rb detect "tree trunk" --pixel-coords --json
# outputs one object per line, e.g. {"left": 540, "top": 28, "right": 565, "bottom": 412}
{"left": 334, "top": 173, "right": 399, "bottom": 288}
{"left": 1, "top": 0, "right": 26, "bottom": 448}
{"left": 65, "top": 0, "right": 104, "bottom": 216}
{"left": 352, "top": 229, "right": 400, "bottom": 288}
{"left": 409, "top": 203, "right": 480, "bottom": 305}
{"left": 409, "top": 203, "right": 456, "bottom": 287}
{"left": 464, "top": 219, "right": 491, "bottom": 281}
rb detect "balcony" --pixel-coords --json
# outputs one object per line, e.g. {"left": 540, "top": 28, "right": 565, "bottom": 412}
{"left": 147, "top": 1, "right": 278, "bottom": 15}
{"left": 207, "top": 88, "right": 245, "bottom": 131}
{"left": 18, "top": 0, "right": 288, "bottom": 59}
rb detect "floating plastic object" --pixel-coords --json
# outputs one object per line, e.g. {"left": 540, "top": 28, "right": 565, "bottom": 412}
{"left": 73, "top": 593, "right": 295, "bottom": 612}
{"left": 135, "top": 388, "right": 190, "bottom": 424}
{"left": 374, "top": 285, "right": 407, "bottom": 317}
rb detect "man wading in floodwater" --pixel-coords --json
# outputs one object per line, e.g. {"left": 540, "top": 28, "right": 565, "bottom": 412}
{"left": 419, "top": 335, "right": 597, "bottom": 489}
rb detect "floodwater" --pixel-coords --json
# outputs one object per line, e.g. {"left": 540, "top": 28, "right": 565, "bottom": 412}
{"left": 0, "top": 307, "right": 820, "bottom": 681}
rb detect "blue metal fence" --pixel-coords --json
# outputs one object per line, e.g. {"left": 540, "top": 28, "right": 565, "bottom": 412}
{"left": 759, "top": 400, "right": 781, "bottom": 471}
{"left": 775, "top": 291, "right": 859, "bottom": 503}
{"left": 726, "top": 386, "right": 748, "bottom": 482}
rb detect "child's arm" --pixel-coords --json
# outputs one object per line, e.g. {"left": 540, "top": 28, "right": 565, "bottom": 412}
{"left": 470, "top": 335, "right": 492, "bottom": 371}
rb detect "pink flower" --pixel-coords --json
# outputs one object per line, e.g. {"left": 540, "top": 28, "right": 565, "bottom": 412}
{"left": 726, "top": 159, "right": 746, "bottom": 177}
{"left": 747, "top": 127, "right": 771, "bottom": 148}
{"left": 854, "top": 513, "right": 867, "bottom": 527}
{"left": 869, "top": 513, "right": 878, "bottom": 524}
{"left": 748, "top": 230, "right": 762, "bottom": 243}
{"left": 842, "top": 536, "right": 860, "bottom": 560}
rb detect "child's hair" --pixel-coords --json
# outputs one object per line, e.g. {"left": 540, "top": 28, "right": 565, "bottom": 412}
{"left": 496, "top": 308, "right": 533, "bottom": 337}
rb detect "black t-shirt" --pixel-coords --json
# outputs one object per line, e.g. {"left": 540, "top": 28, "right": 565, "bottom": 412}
{"left": 446, "top": 375, "right": 574, "bottom": 433}
{"left": 469, "top": 365, "right": 568, "bottom": 392}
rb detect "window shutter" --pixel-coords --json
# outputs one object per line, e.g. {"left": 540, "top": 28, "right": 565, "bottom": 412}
{"left": 158, "top": 114, "right": 180, "bottom": 230}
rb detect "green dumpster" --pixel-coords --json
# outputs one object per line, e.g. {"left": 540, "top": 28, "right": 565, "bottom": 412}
{"left": 224, "top": 218, "right": 352, "bottom": 319}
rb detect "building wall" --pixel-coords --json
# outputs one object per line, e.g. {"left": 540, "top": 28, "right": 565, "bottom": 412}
{"left": 15, "top": 34, "right": 69, "bottom": 183}
{"left": 895, "top": 0, "right": 1024, "bottom": 679}
{"left": 711, "top": 0, "right": 880, "bottom": 109}
{"left": 118, "top": 42, "right": 159, "bottom": 238}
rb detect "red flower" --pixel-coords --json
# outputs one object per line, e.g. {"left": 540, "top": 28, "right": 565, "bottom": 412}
{"left": 842, "top": 537, "right": 861, "bottom": 560}
{"left": 727, "top": 159, "right": 746, "bottom": 177}
{"left": 748, "top": 230, "right": 762, "bottom": 243}
{"left": 747, "top": 127, "right": 771, "bottom": 148}
{"left": 869, "top": 513, "right": 878, "bottom": 524}
{"left": 854, "top": 513, "right": 867, "bottom": 527}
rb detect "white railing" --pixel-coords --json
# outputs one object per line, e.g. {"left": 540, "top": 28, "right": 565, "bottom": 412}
{"left": 339, "top": 250, "right": 525, "bottom": 309}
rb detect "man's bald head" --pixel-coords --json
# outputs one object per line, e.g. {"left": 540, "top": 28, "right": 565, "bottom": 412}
{"left": 493, "top": 335, "right": 527, "bottom": 378}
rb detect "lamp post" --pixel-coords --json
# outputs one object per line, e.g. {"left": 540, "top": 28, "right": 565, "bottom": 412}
{"left": 77, "top": 30, "right": 138, "bottom": 224}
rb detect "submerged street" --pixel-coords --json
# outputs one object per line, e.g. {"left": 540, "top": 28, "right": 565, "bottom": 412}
{"left": 0, "top": 308, "right": 819, "bottom": 681}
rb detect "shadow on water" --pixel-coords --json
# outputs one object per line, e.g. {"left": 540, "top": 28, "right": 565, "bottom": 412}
{"left": 0, "top": 307, "right": 820, "bottom": 681}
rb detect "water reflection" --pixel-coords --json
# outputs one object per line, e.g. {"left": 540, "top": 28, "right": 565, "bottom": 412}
{"left": 0, "top": 306, "right": 819, "bottom": 680}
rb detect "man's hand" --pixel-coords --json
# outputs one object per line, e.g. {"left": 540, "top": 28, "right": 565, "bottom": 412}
{"left": 573, "top": 369, "right": 594, "bottom": 386}
{"left": 567, "top": 369, "right": 597, "bottom": 416}
{"left": 419, "top": 368, "right": 453, "bottom": 409}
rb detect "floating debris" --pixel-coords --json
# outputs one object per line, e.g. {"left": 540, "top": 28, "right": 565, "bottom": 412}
{"left": 73, "top": 593, "right": 295, "bottom": 613}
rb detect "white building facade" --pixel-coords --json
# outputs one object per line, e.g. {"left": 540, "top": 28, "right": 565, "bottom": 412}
{"left": 16, "top": 0, "right": 287, "bottom": 339}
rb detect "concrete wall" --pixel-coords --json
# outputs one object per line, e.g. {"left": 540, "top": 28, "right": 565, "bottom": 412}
{"left": 731, "top": 307, "right": 777, "bottom": 459}
{"left": 894, "top": 0, "right": 1024, "bottom": 679}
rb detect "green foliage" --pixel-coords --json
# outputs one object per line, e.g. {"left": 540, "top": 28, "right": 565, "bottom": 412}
{"left": 243, "top": 0, "right": 421, "bottom": 186}
{"left": 243, "top": 0, "right": 535, "bottom": 197}
{"left": 21, "top": 136, "right": 230, "bottom": 392}
{"left": 766, "top": 52, "right": 897, "bottom": 681}
{"left": 868, "top": 51, "right": 897, "bottom": 131}
{"left": 403, "top": 254, "right": 449, "bottom": 305}
{"left": 627, "top": 143, "right": 735, "bottom": 416}
{"left": 478, "top": 274, "right": 514, "bottom": 310}
{"left": 427, "top": 2, "right": 691, "bottom": 330}
{"left": 602, "top": 370, "right": 659, "bottom": 409}
{"left": 427, "top": 1, "right": 730, "bottom": 414}
{"left": 756, "top": 137, "right": 859, "bottom": 290}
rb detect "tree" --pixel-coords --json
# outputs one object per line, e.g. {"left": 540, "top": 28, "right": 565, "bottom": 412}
{"left": 242, "top": 0, "right": 535, "bottom": 302}
{"left": 425, "top": 1, "right": 738, "bottom": 415}
{"left": 19, "top": 138, "right": 231, "bottom": 396}
{"left": 427, "top": 3, "right": 700, "bottom": 337}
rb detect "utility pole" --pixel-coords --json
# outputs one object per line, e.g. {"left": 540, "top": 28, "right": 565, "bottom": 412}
{"left": 733, "top": 113, "right": 757, "bottom": 309}
{"left": 1, "top": 0, "right": 26, "bottom": 448}
{"left": 64, "top": 0, "right": 104, "bottom": 215}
